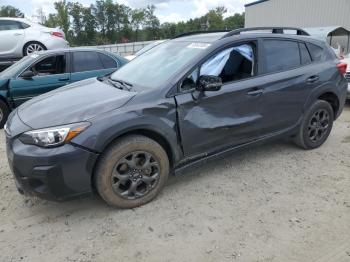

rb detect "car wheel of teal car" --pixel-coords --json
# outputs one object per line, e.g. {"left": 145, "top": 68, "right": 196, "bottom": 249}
{"left": 0, "top": 100, "right": 10, "bottom": 129}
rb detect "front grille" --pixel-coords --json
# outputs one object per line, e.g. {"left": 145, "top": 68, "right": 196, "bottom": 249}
{"left": 345, "top": 72, "right": 350, "bottom": 82}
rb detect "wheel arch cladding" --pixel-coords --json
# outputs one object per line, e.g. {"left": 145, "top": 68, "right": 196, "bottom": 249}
{"left": 318, "top": 92, "right": 339, "bottom": 118}
{"left": 90, "top": 129, "right": 175, "bottom": 190}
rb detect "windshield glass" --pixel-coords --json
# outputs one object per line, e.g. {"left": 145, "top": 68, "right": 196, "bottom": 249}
{"left": 111, "top": 41, "right": 211, "bottom": 89}
{"left": 0, "top": 54, "right": 37, "bottom": 78}
{"left": 135, "top": 41, "right": 165, "bottom": 56}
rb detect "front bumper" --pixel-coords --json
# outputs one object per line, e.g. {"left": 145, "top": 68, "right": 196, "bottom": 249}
{"left": 6, "top": 136, "right": 98, "bottom": 201}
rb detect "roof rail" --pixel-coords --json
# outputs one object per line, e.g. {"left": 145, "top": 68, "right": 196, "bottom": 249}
{"left": 221, "top": 27, "right": 310, "bottom": 39}
{"left": 172, "top": 30, "right": 230, "bottom": 39}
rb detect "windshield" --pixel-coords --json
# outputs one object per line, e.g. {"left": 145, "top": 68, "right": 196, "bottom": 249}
{"left": 135, "top": 41, "right": 165, "bottom": 56}
{"left": 111, "top": 41, "right": 211, "bottom": 89}
{"left": 0, "top": 54, "right": 37, "bottom": 78}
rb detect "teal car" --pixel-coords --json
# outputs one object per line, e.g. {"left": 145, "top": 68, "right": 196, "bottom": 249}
{"left": 0, "top": 48, "right": 128, "bottom": 127}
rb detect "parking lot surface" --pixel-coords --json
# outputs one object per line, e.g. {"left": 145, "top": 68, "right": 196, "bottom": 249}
{"left": 0, "top": 104, "right": 349, "bottom": 262}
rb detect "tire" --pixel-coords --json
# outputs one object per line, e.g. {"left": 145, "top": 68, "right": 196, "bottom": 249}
{"left": 95, "top": 135, "right": 169, "bottom": 208}
{"left": 0, "top": 100, "right": 9, "bottom": 129}
{"left": 23, "top": 42, "right": 46, "bottom": 56}
{"left": 294, "top": 100, "right": 334, "bottom": 149}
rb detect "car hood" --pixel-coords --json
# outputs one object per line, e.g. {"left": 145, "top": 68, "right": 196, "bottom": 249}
{"left": 18, "top": 78, "right": 136, "bottom": 129}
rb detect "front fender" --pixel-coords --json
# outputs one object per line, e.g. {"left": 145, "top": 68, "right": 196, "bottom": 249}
{"left": 71, "top": 99, "right": 182, "bottom": 165}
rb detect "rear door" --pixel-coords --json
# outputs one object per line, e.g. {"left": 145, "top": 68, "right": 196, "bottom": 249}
{"left": 0, "top": 20, "right": 25, "bottom": 58}
{"left": 70, "top": 51, "right": 118, "bottom": 82}
{"left": 9, "top": 53, "right": 69, "bottom": 106}
{"left": 258, "top": 39, "right": 316, "bottom": 136}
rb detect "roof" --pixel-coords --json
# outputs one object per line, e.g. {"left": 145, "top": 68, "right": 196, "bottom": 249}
{"left": 303, "top": 26, "right": 350, "bottom": 41}
{"left": 245, "top": 0, "right": 270, "bottom": 7}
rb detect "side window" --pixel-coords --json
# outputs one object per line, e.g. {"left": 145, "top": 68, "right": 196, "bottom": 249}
{"left": 306, "top": 43, "right": 324, "bottom": 62}
{"left": 98, "top": 53, "right": 118, "bottom": 69}
{"left": 30, "top": 55, "right": 66, "bottom": 76}
{"left": 180, "top": 43, "right": 255, "bottom": 91}
{"left": 263, "top": 40, "right": 300, "bottom": 73}
{"left": 21, "top": 22, "right": 30, "bottom": 29}
{"left": 72, "top": 51, "right": 104, "bottom": 72}
{"left": 299, "top": 43, "right": 312, "bottom": 65}
{"left": 0, "top": 20, "right": 23, "bottom": 31}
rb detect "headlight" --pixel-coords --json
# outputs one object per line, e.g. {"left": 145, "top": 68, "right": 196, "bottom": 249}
{"left": 19, "top": 122, "right": 90, "bottom": 147}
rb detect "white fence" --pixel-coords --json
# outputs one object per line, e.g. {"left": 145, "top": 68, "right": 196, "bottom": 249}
{"left": 85, "top": 40, "right": 157, "bottom": 56}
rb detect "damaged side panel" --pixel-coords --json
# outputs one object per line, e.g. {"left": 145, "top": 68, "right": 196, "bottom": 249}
{"left": 175, "top": 79, "right": 264, "bottom": 157}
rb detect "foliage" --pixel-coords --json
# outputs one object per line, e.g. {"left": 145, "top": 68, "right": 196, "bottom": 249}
{"left": 0, "top": 5, "right": 24, "bottom": 18}
{"left": 0, "top": 2, "right": 245, "bottom": 46}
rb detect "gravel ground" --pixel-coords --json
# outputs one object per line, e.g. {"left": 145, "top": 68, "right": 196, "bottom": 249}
{"left": 0, "top": 104, "right": 349, "bottom": 262}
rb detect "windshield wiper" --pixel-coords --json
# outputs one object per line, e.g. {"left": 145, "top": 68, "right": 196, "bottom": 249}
{"left": 109, "top": 77, "right": 133, "bottom": 90}
{"left": 106, "top": 79, "right": 124, "bottom": 90}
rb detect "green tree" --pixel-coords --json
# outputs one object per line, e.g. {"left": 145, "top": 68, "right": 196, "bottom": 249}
{"left": 68, "top": 2, "right": 84, "bottom": 45}
{"left": 144, "top": 5, "right": 160, "bottom": 40}
{"left": 224, "top": 12, "right": 245, "bottom": 30}
{"left": 0, "top": 5, "right": 24, "bottom": 17}
{"left": 83, "top": 5, "right": 97, "bottom": 45}
{"left": 54, "top": 1, "right": 70, "bottom": 38}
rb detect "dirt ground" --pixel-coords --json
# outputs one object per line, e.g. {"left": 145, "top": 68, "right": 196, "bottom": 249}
{"left": 0, "top": 104, "right": 349, "bottom": 262}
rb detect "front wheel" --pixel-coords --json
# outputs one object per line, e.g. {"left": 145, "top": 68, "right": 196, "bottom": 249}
{"left": 294, "top": 100, "right": 334, "bottom": 149}
{"left": 95, "top": 135, "right": 169, "bottom": 208}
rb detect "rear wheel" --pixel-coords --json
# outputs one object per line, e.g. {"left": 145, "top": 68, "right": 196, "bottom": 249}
{"left": 23, "top": 42, "right": 46, "bottom": 56}
{"left": 294, "top": 100, "right": 334, "bottom": 149}
{"left": 95, "top": 135, "right": 169, "bottom": 208}
{"left": 0, "top": 100, "right": 9, "bottom": 129}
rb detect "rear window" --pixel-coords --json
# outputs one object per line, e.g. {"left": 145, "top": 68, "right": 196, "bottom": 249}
{"left": 306, "top": 43, "right": 324, "bottom": 62}
{"left": 263, "top": 40, "right": 301, "bottom": 73}
{"left": 299, "top": 43, "right": 312, "bottom": 65}
{"left": 72, "top": 51, "right": 104, "bottom": 72}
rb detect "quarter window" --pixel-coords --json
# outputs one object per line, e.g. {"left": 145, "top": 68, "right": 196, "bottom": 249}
{"left": 98, "top": 53, "right": 118, "bottom": 69}
{"left": 306, "top": 43, "right": 324, "bottom": 62}
{"left": 263, "top": 40, "right": 300, "bottom": 73}
{"left": 299, "top": 43, "right": 312, "bottom": 65}
{"left": 0, "top": 20, "right": 23, "bottom": 31}
{"left": 72, "top": 51, "right": 104, "bottom": 72}
{"left": 29, "top": 55, "right": 66, "bottom": 76}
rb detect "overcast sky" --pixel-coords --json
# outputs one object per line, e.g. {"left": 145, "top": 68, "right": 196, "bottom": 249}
{"left": 0, "top": 0, "right": 250, "bottom": 23}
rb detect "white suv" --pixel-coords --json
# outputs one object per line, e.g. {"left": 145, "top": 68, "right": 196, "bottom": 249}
{"left": 0, "top": 17, "right": 69, "bottom": 60}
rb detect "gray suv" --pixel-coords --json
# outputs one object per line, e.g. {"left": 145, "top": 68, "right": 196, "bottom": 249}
{"left": 5, "top": 27, "right": 348, "bottom": 208}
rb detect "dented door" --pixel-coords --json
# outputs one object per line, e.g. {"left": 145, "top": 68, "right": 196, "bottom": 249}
{"left": 175, "top": 78, "right": 264, "bottom": 157}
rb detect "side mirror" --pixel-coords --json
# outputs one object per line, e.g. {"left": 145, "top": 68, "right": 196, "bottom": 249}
{"left": 196, "top": 75, "right": 222, "bottom": 92}
{"left": 20, "top": 70, "right": 35, "bottom": 79}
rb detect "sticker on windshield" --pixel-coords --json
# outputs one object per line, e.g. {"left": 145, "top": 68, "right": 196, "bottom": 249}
{"left": 187, "top": 43, "right": 211, "bottom": 49}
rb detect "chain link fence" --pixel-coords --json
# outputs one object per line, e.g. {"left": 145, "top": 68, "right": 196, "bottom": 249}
{"left": 85, "top": 40, "right": 158, "bottom": 57}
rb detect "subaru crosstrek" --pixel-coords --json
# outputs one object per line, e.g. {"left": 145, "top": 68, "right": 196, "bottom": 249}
{"left": 4, "top": 27, "right": 348, "bottom": 208}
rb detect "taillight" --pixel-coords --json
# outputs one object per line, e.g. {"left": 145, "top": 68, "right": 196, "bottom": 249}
{"left": 337, "top": 63, "right": 347, "bottom": 75}
{"left": 50, "top": 31, "right": 64, "bottom": 38}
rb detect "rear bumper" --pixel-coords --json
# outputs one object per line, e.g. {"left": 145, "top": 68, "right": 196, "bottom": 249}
{"left": 42, "top": 35, "right": 69, "bottom": 50}
{"left": 6, "top": 136, "right": 98, "bottom": 201}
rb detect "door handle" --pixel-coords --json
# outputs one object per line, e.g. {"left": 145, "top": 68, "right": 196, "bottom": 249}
{"left": 307, "top": 75, "right": 319, "bottom": 84}
{"left": 14, "top": 33, "right": 23, "bottom": 36}
{"left": 58, "top": 77, "right": 69, "bottom": 81}
{"left": 246, "top": 88, "right": 263, "bottom": 96}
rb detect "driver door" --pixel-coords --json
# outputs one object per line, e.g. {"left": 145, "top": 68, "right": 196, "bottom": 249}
{"left": 9, "top": 53, "right": 70, "bottom": 106}
{"left": 175, "top": 41, "right": 264, "bottom": 157}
